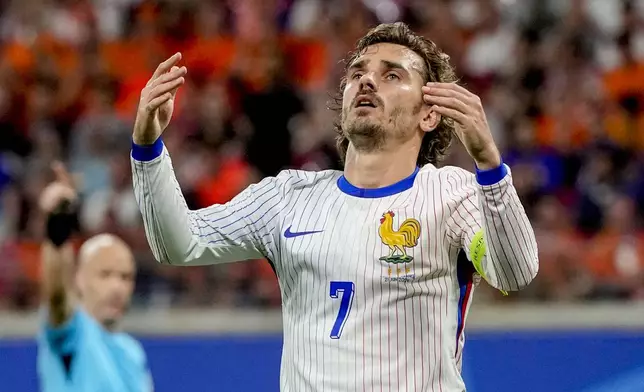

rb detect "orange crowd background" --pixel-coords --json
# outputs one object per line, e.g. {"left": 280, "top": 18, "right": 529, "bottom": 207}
{"left": 1, "top": 0, "right": 644, "bottom": 310}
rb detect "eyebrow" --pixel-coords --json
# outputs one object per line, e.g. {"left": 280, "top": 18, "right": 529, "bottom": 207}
{"left": 347, "top": 59, "right": 369, "bottom": 74}
{"left": 347, "top": 58, "right": 419, "bottom": 77}
{"left": 381, "top": 60, "right": 407, "bottom": 73}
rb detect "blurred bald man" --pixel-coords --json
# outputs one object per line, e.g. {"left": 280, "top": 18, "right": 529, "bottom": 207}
{"left": 36, "top": 163, "right": 153, "bottom": 392}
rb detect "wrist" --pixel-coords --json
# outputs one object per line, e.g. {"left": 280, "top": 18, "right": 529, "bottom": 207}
{"left": 473, "top": 148, "right": 502, "bottom": 171}
{"left": 475, "top": 160, "right": 508, "bottom": 186}
{"left": 45, "top": 200, "right": 79, "bottom": 247}
{"left": 131, "top": 138, "right": 164, "bottom": 162}
{"left": 132, "top": 134, "right": 157, "bottom": 146}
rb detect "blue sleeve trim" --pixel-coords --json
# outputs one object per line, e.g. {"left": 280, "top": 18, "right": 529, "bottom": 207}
{"left": 131, "top": 138, "right": 164, "bottom": 162}
{"left": 475, "top": 162, "right": 508, "bottom": 185}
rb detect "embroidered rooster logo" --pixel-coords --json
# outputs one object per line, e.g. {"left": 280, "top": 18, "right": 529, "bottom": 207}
{"left": 378, "top": 211, "right": 421, "bottom": 264}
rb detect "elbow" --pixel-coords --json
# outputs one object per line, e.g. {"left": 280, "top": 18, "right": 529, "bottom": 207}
{"left": 152, "top": 252, "right": 172, "bottom": 265}
{"left": 495, "top": 230, "right": 540, "bottom": 292}
{"left": 516, "top": 256, "right": 539, "bottom": 290}
{"left": 147, "top": 240, "right": 184, "bottom": 266}
{"left": 146, "top": 230, "right": 256, "bottom": 266}
{"left": 517, "top": 238, "right": 540, "bottom": 290}
{"left": 154, "top": 238, "right": 222, "bottom": 266}
{"left": 499, "top": 254, "right": 539, "bottom": 292}
{"left": 144, "top": 230, "right": 199, "bottom": 266}
{"left": 153, "top": 246, "right": 190, "bottom": 266}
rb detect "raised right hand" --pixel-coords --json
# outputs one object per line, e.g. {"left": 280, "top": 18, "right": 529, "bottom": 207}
{"left": 132, "top": 53, "right": 187, "bottom": 145}
{"left": 39, "top": 162, "right": 76, "bottom": 214}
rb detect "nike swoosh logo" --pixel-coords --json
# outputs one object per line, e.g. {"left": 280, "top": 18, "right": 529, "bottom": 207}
{"left": 284, "top": 226, "right": 324, "bottom": 238}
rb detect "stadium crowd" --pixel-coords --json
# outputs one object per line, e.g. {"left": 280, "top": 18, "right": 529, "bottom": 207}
{"left": 1, "top": 0, "right": 644, "bottom": 310}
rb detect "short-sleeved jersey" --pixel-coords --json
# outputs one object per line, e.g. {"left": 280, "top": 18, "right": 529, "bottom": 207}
{"left": 38, "top": 309, "right": 152, "bottom": 392}
{"left": 132, "top": 140, "right": 538, "bottom": 391}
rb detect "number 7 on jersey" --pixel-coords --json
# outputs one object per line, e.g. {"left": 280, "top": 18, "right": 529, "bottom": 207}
{"left": 329, "top": 281, "right": 355, "bottom": 339}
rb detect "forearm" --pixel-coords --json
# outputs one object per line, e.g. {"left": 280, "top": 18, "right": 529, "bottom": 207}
{"left": 41, "top": 241, "right": 76, "bottom": 326}
{"left": 131, "top": 140, "right": 266, "bottom": 266}
{"left": 476, "top": 171, "right": 539, "bottom": 291}
{"left": 41, "top": 197, "right": 79, "bottom": 326}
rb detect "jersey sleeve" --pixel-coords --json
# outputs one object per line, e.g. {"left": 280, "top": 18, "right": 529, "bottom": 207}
{"left": 444, "top": 164, "right": 539, "bottom": 292}
{"left": 120, "top": 334, "right": 154, "bottom": 392}
{"left": 41, "top": 308, "right": 87, "bottom": 355}
{"left": 131, "top": 139, "right": 287, "bottom": 266}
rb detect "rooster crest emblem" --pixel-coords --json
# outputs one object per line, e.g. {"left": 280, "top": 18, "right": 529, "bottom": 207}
{"left": 378, "top": 211, "right": 421, "bottom": 264}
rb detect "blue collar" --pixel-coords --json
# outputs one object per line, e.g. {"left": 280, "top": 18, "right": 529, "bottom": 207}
{"left": 337, "top": 167, "right": 419, "bottom": 198}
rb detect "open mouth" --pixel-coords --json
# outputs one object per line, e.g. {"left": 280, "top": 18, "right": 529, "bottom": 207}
{"left": 354, "top": 95, "right": 377, "bottom": 109}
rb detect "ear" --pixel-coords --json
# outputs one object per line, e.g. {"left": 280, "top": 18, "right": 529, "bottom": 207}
{"left": 419, "top": 105, "right": 441, "bottom": 133}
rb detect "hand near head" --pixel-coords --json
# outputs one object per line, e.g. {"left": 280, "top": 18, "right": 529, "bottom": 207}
{"left": 132, "top": 53, "right": 188, "bottom": 145}
{"left": 39, "top": 162, "right": 77, "bottom": 214}
{"left": 421, "top": 82, "right": 502, "bottom": 170}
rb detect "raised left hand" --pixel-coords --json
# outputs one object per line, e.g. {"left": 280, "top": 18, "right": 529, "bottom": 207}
{"left": 421, "top": 82, "right": 501, "bottom": 170}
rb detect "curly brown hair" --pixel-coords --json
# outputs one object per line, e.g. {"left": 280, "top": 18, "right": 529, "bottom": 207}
{"left": 332, "top": 22, "right": 458, "bottom": 167}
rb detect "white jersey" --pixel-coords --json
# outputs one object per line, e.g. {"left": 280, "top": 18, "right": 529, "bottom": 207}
{"left": 131, "top": 141, "right": 538, "bottom": 392}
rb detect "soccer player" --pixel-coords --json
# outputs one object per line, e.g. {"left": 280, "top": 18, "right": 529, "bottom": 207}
{"left": 37, "top": 163, "right": 151, "bottom": 392}
{"left": 131, "top": 23, "right": 538, "bottom": 391}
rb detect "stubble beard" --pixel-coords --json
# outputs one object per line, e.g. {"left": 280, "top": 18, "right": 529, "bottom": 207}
{"left": 342, "top": 104, "right": 420, "bottom": 154}
{"left": 343, "top": 116, "right": 388, "bottom": 153}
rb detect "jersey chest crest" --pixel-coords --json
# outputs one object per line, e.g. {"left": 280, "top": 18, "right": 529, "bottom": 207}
{"left": 375, "top": 210, "right": 422, "bottom": 283}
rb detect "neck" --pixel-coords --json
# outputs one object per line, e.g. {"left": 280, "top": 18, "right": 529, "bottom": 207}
{"left": 343, "top": 141, "right": 419, "bottom": 188}
{"left": 86, "top": 306, "right": 118, "bottom": 331}
{"left": 101, "top": 319, "right": 118, "bottom": 331}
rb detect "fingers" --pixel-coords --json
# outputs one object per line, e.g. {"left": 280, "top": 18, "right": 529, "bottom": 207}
{"left": 165, "top": 66, "right": 183, "bottom": 98}
{"left": 148, "top": 66, "right": 187, "bottom": 89}
{"left": 143, "top": 66, "right": 186, "bottom": 108}
{"left": 148, "top": 76, "right": 185, "bottom": 102}
{"left": 51, "top": 161, "right": 73, "bottom": 187}
{"left": 422, "top": 90, "right": 470, "bottom": 116}
{"left": 422, "top": 82, "right": 481, "bottom": 124}
{"left": 430, "top": 105, "right": 467, "bottom": 125}
{"left": 39, "top": 181, "right": 76, "bottom": 213}
{"left": 149, "top": 53, "right": 182, "bottom": 82}
{"left": 428, "top": 82, "right": 475, "bottom": 98}
{"left": 145, "top": 92, "right": 174, "bottom": 113}
{"left": 422, "top": 83, "right": 471, "bottom": 101}
{"left": 169, "top": 66, "right": 180, "bottom": 92}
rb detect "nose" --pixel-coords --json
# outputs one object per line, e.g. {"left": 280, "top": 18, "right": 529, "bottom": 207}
{"left": 358, "top": 72, "right": 377, "bottom": 92}
{"left": 108, "top": 276, "right": 128, "bottom": 296}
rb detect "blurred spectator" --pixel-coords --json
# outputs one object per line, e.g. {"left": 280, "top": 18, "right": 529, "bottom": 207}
{"left": 461, "top": 0, "right": 518, "bottom": 84}
{"left": 576, "top": 143, "right": 625, "bottom": 233}
{"left": 234, "top": 43, "right": 305, "bottom": 177}
{"left": 69, "top": 78, "right": 129, "bottom": 198}
{"left": 585, "top": 194, "right": 644, "bottom": 299}
{"left": 528, "top": 195, "right": 590, "bottom": 301}
{"left": 504, "top": 117, "right": 565, "bottom": 205}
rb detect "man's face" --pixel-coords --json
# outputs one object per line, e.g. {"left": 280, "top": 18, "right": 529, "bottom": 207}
{"left": 77, "top": 245, "right": 135, "bottom": 328}
{"left": 341, "top": 43, "right": 429, "bottom": 152}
